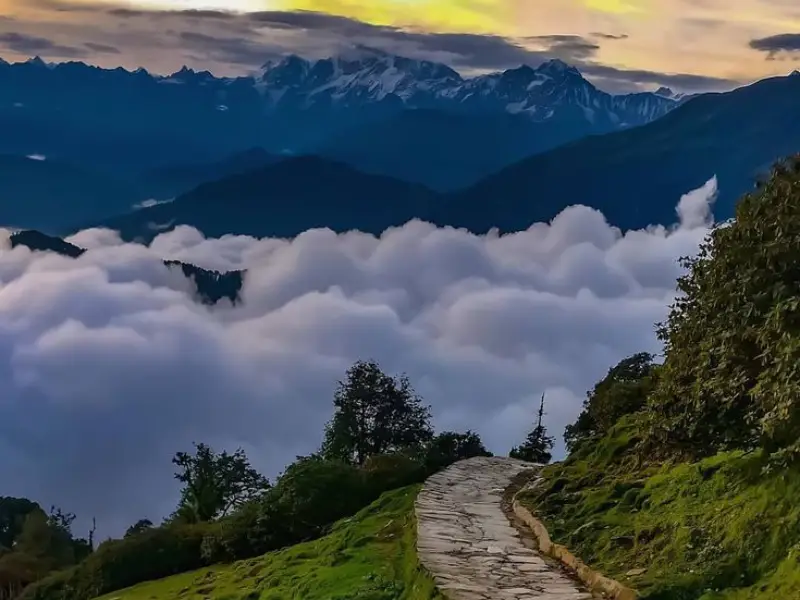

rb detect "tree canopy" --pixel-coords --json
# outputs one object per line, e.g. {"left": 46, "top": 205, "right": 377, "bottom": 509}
{"left": 649, "top": 155, "right": 800, "bottom": 460}
{"left": 564, "top": 353, "right": 658, "bottom": 453}
{"left": 321, "top": 360, "right": 433, "bottom": 465}
{"left": 172, "top": 443, "right": 269, "bottom": 523}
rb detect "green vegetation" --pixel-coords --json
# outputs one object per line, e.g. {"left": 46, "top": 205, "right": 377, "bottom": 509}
{"left": 521, "top": 419, "right": 800, "bottom": 599}
{"left": 509, "top": 393, "right": 555, "bottom": 464}
{"left": 94, "top": 486, "right": 441, "bottom": 600}
{"left": 519, "top": 156, "right": 800, "bottom": 600}
{"left": 13, "top": 359, "right": 489, "bottom": 600}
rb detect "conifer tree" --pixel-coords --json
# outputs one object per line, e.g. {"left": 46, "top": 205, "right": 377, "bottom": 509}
{"left": 510, "top": 393, "right": 555, "bottom": 464}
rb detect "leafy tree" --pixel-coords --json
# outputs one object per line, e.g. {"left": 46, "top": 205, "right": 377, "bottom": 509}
{"left": 124, "top": 520, "right": 153, "bottom": 539}
{"left": 510, "top": 394, "right": 555, "bottom": 464}
{"left": 172, "top": 443, "right": 269, "bottom": 523}
{"left": 13, "top": 510, "right": 74, "bottom": 572}
{"left": 0, "top": 498, "right": 39, "bottom": 550}
{"left": 649, "top": 155, "right": 800, "bottom": 458}
{"left": 424, "top": 430, "right": 493, "bottom": 471}
{"left": 321, "top": 360, "right": 433, "bottom": 465}
{"left": 564, "top": 353, "right": 658, "bottom": 453}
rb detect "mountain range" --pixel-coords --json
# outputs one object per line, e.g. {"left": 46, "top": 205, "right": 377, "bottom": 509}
{"left": 1, "top": 50, "right": 799, "bottom": 239}
{"left": 90, "top": 72, "right": 800, "bottom": 240}
{"left": 0, "top": 49, "right": 678, "bottom": 174}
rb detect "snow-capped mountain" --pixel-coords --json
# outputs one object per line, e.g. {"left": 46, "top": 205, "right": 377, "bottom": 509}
{"left": 0, "top": 49, "right": 690, "bottom": 178}
{"left": 252, "top": 47, "right": 678, "bottom": 127}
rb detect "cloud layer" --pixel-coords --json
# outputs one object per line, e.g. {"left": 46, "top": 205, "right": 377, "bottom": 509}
{"left": 0, "top": 179, "right": 716, "bottom": 538}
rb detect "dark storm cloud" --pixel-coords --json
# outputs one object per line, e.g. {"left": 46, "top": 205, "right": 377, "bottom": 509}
{"left": 15, "top": 1, "right": 741, "bottom": 93}
{"left": 84, "top": 41, "right": 120, "bottom": 54}
{"left": 590, "top": 32, "right": 629, "bottom": 40}
{"left": 525, "top": 34, "right": 600, "bottom": 62}
{"left": 178, "top": 31, "right": 284, "bottom": 67}
{"left": 750, "top": 33, "right": 800, "bottom": 59}
{"left": 581, "top": 63, "right": 740, "bottom": 93}
{"left": 0, "top": 32, "right": 87, "bottom": 58}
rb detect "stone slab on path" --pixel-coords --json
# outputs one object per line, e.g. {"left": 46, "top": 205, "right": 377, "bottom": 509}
{"left": 416, "top": 456, "right": 594, "bottom": 600}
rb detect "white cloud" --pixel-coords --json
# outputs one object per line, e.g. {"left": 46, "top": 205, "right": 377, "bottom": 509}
{"left": 0, "top": 179, "right": 716, "bottom": 538}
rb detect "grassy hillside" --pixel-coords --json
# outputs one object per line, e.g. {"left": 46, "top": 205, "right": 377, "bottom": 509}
{"left": 518, "top": 419, "right": 800, "bottom": 600}
{"left": 94, "top": 485, "right": 442, "bottom": 600}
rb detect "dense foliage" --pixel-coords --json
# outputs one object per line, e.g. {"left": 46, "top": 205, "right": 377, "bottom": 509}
{"left": 565, "top": 352, "right": 658, "bottom": 453}
{"left": 0, "top": 503, "right": 93, "bottom": 600}
{"left": 170, "top": 443, "right": 269, "bottom": 524}
{"left": 92, "top": 486, "right": 442, "bottom": 600}
{"left": 322, "top": 360, "right": 433, "bottom": 465}
{"left": 650, "top": 155, "right": 800, "bottom": 461}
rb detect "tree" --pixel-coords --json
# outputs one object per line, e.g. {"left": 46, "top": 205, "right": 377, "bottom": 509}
{"left": 424, "top": 430, "right": 493, "bottom": 471}
{"left": 124, "top": 519, "right": 153, "bottom": 539}
{"left": 172, "top": 443, "right": 269, "bottom": 523}
{"left": 510, "top": 394, "right": 555, "bottom": 464}
{"left": 649, "top": 155, "right": 800, "bottom": 458}
{"left": 564, "top": 353, "right": 658, "bottom": 453}
{"left": 13, "top": 510, "right": 75, "bottom": 572}
{"left": 321, "top": 360, "right": 433, "bottom": 465}
{"left": 0, "top": 498, "right": 39, "bottom": 550}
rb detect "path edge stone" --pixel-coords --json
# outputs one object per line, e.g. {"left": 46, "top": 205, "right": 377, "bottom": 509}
{"left": 511, "top": 482, "right": 639, "bottom": 600}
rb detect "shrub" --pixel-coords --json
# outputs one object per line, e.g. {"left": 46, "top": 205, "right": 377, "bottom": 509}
{"left": 18, "top": 522, "right": 216, "bottom": 600}
{"left": 424, "top": 431, "right": 492, "bottom": 472}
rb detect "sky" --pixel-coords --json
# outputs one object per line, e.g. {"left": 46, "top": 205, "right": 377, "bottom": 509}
{"left": 0, "top": 0, "right": 799, "bottom": 92}
{"left": 0, "top": 177, "right": 717, "bottom": 539}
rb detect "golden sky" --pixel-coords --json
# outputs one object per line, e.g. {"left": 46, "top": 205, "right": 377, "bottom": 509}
{"left": 2, "top": 0, "right": 799, "bottom": 92}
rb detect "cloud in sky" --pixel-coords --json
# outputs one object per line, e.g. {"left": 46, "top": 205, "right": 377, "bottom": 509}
{"left": 750, "top": 33, "right": 800, "bottom": 59}
{"left": 0, "top": 178, "right": 717, "bottom": 538}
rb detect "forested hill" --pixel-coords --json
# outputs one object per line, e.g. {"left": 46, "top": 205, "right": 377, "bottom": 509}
{"left": 8, "top": 230, "right": 244, "bottom": 306}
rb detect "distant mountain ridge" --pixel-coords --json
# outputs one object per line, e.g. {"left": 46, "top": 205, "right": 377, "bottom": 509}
{"left": 0, "top": 50, "right": 681, "bottom": 173}
{"left": 92, "top": 72, "right": 800, "bottom": 240}
{"left": 90, "top": 155, "right": 438, "bottom": 242}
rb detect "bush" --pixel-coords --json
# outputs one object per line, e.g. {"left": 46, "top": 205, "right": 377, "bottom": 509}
{"left": 565, "top": 353, "right": 657, "bottom": 453}
{"left": 423, "top": 431, "right": 492, "bottom": 472}
{"left": 18, "top": 522, "right": 216, "bottom": 600}
{"left": 363, "top": 452, "right": 427, "bottom": 492}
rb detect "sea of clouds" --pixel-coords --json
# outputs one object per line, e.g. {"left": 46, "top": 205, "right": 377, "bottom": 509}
{"left": 0, "top": 177, "right": 717, "bottom": 538}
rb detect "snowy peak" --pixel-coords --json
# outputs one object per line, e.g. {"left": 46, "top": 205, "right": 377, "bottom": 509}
{"left": 536, "top": 58, "right": 583, "bottom": 78}
{"left": 257, "top": 46, "right": 463, "bottom": 107}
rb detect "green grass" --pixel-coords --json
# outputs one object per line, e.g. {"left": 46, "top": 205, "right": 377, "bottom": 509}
{"left": 519, "top": 419, "right": 800, "bottom": 600}
{"left": 95, "top": 485, "right": 442, "bottom": 600}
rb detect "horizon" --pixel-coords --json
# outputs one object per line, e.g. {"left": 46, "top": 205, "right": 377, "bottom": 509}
{"left": 3, "top": 1, "right": 799, "bottom": 94}
{"left": 3, "top": 49, "right": 783, "bottom": 97}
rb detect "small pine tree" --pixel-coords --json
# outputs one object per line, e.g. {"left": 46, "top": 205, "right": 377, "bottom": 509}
{"left": 510, "top": 393, "right": 555, "bottom": 464}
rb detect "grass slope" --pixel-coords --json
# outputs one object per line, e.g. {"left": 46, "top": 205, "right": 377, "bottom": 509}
{"left": 518, "top": 419, "right": 800, "bottom": 600}
{"left": 95, "top": 486, "right": 442, "bottom": 600}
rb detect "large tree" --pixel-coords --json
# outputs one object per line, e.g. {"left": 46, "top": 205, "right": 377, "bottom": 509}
{"left": 321, "top": 360, "right": 433, "bottom": 465}
{"left": 172, "top": 443, "right": 269, "bottom": 523}
{"left": 650, "top": 155, "right": 800, "bottom": 458}
{"left": 510, "top": 394, "right": 555, "bottom": 464}
{"left": 0, "top": 498, "right": 39, "bottom": 550}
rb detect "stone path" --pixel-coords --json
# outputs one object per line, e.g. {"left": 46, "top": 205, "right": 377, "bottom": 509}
{"left": 416, "top": 456, "right": 594, "bottom": 600}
